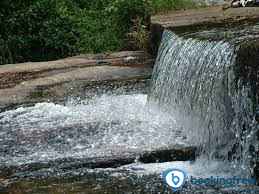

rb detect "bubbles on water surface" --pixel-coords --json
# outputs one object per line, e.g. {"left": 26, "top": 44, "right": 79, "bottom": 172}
{"left": 0, "top": 94, "right": 186, "bottom": 166}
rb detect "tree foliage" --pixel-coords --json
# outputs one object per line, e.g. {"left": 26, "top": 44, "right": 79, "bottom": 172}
{"left": 0, "top": 0, "right": 197, "bottom": 65}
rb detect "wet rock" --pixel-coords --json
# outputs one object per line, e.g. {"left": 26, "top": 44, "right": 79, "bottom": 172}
{"left": 150, "top": 7, "right": 259, "bottom": 56}
{"left": 151, "top": 8, "right": 259, "bottom": 183}
{"left": 0, "top": 145, "right": 196, "bottom": 176}
{"left": 0, "top": 50, "right": 154, "bottom": 112}
{"left": 2, "top": 166, "right": 259, "bottom": 193}
{"left": 149, "top": 23, "right": 164, "bottom": 56}
{"left": 139, "top": 145, "right": 196, "bottom": 163}
{"left": 0, "top": 66, "right": 152, "bottom": 111}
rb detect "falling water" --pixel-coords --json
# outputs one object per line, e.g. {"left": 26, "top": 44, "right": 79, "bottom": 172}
{"left": 0, "top": 31, "right": 258, "bottom": 192}
{"left": 148, "top": 30, "right": 258, "bottom": 178}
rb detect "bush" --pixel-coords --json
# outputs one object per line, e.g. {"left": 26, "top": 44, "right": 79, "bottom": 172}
{"left": 74, "top": 0, "right": 111, "bottom": 10}
{"left": 128, "top": 17, "right": 150, "bottom": 51}
{"left": 0, "top": 0, "right": 198, "bottom": 65}
{"left": 75, "top": 10, "right": 121, "bottom": 53}
{"left": 150, "top": 0, "right": 198, "bottom": 13}
{"left": 107, "top": 0, "right": 151, "bottom": 28}
{"left": 0, "top": 0, "right": 80, "bottom": 64}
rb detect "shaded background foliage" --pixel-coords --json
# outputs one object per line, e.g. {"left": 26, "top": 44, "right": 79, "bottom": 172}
{"left": 0, "top": 0, "right": 196, "bottom": 65}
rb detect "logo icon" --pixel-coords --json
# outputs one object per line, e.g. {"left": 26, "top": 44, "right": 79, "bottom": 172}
{"left": 163, "top": 169, "right": 187, "bottom": 191}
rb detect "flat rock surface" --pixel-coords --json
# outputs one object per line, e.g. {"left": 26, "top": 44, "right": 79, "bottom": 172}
{"left": 0, "top": 51, "right": 152, "bottom": 75}
{"left": 2, "top": 168, "right": 259, "bottom": 193}
{"left": 0, "top": 145, "right": 196, "bottom": 177}
{"left": 0, "top": 51, "right": 154, "bottom": 111}
{"left": 151, "top": 7, "right": 259, "bottom": 28}
{"left": 0, "top": 50, "right": 153, "bottom": 90}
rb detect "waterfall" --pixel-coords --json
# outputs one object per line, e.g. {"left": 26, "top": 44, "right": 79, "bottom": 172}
{"left": 148, "top": 30, "right": 258, "bottom": 177}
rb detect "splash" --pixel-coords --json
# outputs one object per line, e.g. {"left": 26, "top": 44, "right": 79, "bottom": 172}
{"left": 148, "top": 30, "right": 258, "bottom": 177}
{"left": 0, "top": 94, "right": 189, "bottom": 166}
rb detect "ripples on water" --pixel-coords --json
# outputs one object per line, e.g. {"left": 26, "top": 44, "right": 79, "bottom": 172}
{"left": 0, "top": 94, "right": 187, "bottom": 167}
{"left": 0, "top": 27, "right": 258, "bottom": 192}
{"left": 1, "top": 91, "right": 258, "bottom": 193}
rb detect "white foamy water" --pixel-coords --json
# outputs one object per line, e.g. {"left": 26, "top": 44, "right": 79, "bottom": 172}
{"left": 148, "top": 30, "right": 258, "bottom": 181}
{"left": 121, "top": 159, "right": 233, "bottom": 177}
{"left": 0, "top": 94, "right": 188, "bottom": 166}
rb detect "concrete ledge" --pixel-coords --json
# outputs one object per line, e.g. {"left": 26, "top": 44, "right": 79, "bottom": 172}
{"left": 150, "top": 7, "right": 259, "bottom": 56}
{"left": 151, "top": 7, "right": 259, "bottom": 28}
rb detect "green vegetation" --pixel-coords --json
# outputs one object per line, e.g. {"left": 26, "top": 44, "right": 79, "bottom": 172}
{"left": 150, "top": 0, "right": 198, "bottom": 13}
{"left": 0, "top": 0, "right": 198, "bottom": 65}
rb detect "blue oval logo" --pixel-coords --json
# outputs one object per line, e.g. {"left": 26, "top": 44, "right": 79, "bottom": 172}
{"left": 163, "top": 169, "right": 187, "bottom": 191}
